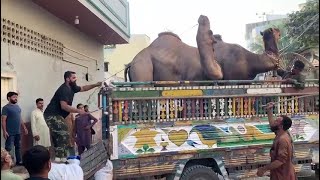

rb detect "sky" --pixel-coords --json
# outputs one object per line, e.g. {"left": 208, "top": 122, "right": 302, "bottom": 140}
{"left": 128, "top": 0, "right": 306, "bottom": 48}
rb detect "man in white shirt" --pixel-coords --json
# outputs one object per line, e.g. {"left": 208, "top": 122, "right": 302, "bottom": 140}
{"left": 31, "top": 98, "right": 51, "bottom": 148}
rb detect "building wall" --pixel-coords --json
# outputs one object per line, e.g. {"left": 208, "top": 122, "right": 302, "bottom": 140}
{"left": 104, "top": 34, "right": 150, "bottom": 79}
{"left": 1, "top": 0, "right": 105, "bottom": 148}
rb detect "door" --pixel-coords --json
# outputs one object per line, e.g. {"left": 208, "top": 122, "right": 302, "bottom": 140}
{"left": 1, "top": 76, "right": 16, "bottom": 148}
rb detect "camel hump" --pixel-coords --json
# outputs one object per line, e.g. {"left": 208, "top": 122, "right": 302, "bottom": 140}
{"left": 213, "top": 34, "right": 223, "bottom": 41}
{"left": 158, "top": 32, "right": 181, "bottom": 41}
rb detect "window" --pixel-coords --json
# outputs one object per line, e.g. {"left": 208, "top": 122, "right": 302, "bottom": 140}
{"left": 104, "top": 62, "right": 109, "bottom": 72}
{"left": 1, "top": 77, "right": 14, "bottom": 101}
{"left": 1, "top": 73, "right": 17, "bottom": 107}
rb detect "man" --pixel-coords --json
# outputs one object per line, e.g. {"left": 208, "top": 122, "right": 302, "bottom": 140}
{"left": 83, "top": 105, "right": 89, "bottom": 113}
{"left": 66, "top": 113, "right": 76, "bottom": 156}
{"left": 257, "top": 102, "right": 296, "bottom": 179}
{"left": 23, "top": 145, "right": 51, "bottom": 180}
{"left": 84, "top": 105, "right": 96, "bottom": 137}
{"left": 44, "top": 71, "right": 101, "bottom": 162}
{"left": 31, "top": 98, "right": 51, "bottom": 148}
{"left": 1, "top": 92, "right": 28, "bottom": 166}
{"left": 48, "top": 156, "right": 83, "bottom": 180}
{"left": 277, "top": 60, "right": 306, "bottom": 89}
{"left": 74, "top": 104, "right": 98, "bottom": 155}
{"left": 1, "top": 148, "right": 23, "bottom": 180}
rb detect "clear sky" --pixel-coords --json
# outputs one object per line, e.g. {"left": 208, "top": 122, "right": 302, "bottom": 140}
{"left": 128, "top": 0, "right": 306, "bottom": 47}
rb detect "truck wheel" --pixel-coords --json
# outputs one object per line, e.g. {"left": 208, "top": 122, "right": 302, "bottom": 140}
{"left": 180, "top": 165, "right": 219, "bottom": 180}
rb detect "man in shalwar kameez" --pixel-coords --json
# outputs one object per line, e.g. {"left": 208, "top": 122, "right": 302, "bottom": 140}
{"left": 257, "top": 102, "right": 296, "bottom": 180}
{"left": 31, "top": 98, "right": 51, "bottom": 148}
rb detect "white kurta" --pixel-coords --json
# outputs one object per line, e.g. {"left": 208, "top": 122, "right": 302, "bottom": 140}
{"left": 31, "top": 108, "right": 51, "bottom": 147}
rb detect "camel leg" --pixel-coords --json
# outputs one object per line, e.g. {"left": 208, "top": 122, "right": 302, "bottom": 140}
{"left": 196, "top": 15, "right": 223, "bottom": 80}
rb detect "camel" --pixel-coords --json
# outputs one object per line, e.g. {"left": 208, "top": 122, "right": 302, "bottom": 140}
{"left": 124, "top": 15, "right": 281, "bottom": 82}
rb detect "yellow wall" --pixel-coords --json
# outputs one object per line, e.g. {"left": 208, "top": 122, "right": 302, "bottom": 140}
{"left": 104, "top": 34, "right": 150, "bottom": 78}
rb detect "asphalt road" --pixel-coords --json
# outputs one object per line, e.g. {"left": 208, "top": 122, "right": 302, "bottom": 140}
{"left": 298, "top": 170, "right": 319, "bottom": 180}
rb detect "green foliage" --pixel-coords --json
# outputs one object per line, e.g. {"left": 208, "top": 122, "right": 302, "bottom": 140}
{"left": 248, "top": 36, "right": 264, "bottom": 54}
{"left": 285, "top": 0, "right": 319, "bottom": 52}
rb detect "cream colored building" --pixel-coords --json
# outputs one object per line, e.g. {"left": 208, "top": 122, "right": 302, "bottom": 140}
{"left": 104, "top": 34, "right": 150, "bottom": 81}
{"left": 1, "top": 0, "right": 130, "bottom": 149}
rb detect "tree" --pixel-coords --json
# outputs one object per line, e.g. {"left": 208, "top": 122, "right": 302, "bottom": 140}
{"left": 248, "top": 36, "right": 264, "bottom": 54}
{"left": 283, "top": 0, "right": 319, "bottom": 53}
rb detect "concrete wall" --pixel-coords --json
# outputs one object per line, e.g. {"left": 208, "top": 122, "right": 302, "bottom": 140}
{"left": 104, "top": 34, "right": 150, "bottom": 79}
{"left": 1, "top": 0, "right": 105, "bottom": 149}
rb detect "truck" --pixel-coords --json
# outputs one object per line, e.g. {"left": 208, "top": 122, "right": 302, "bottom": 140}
{"left": 81, "top": 79, "right": 319, "bottom": 180}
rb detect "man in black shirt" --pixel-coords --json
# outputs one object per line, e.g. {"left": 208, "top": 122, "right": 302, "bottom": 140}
{"left": 44, "top": 71, "right": 101, "bottom": 162}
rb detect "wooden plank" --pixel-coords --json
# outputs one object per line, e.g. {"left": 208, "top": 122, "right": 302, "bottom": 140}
{"left": 282, "top": 87, "right": 319, "bottom": 93}
{"left": 161, "top": 89, "right": 203, "bottom": 97}
{"left": 111, "top": 90, "right": 160, "bottom": 98}
{"left": 80, "top": 141, "right": 108, "bottom": 180}
{"left": 204, "top": 89, "right": 246, "bottom": 96}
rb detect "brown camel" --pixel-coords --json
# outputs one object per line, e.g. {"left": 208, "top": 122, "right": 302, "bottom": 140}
{"left": 125, "top": 16, "right": 280, "bottom": 82}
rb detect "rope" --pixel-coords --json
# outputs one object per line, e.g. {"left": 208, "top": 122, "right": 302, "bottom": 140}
{"left": 260, "top": 93, "right": 319, "bottom": 107}
{"left": 179, "top": 23, "right": 198, "bottom": 36}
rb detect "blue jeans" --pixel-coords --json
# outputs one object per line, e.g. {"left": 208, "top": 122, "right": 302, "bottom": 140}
{"left": 5, "top": 134, "right": 22, "bottom": 164}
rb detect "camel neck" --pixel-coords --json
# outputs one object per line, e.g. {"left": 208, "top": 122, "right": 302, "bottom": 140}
{"left": 250, "top": 53, "right": 278, "bottom": 76}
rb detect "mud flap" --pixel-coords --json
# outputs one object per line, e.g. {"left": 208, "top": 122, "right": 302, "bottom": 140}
{"left": 172, "top": 157, "right": 229, "bottom": 180}
{"left": 173, "top": 162, "right": 187, "bottom": 180}
{"left": 215, "top": 157, "right": 229, "bottom": 180}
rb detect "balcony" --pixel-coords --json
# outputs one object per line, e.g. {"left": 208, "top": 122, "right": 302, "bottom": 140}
{"left": 32, "top": 0, "right": 130, "bottom": 45}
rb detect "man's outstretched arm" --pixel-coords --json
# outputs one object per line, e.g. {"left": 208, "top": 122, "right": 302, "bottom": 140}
{"left": 80, "top": 82, "right": 101, "bottom": 92}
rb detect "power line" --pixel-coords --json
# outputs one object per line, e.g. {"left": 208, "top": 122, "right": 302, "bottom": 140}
{"left": 279, "top": 13, "right": 319, "bottom": 41}
{"left": 280, "top": 14, "right": 319, "bottom": 54}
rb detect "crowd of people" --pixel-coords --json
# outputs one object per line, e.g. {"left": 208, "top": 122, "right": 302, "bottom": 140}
{"left": 1, "top": 71, "right": 101, "bottom": 179}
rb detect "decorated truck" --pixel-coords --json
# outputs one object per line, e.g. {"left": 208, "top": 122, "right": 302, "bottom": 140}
{"left": 80, "top": 79, "right": 319, "bottom": 180}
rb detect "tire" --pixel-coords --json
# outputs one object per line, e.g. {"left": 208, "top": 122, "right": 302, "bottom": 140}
{"left": 180, "top": 165, "right": 219, "bottom": 180}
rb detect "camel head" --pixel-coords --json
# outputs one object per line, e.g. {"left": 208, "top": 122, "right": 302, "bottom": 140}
{"left": 198, "top": 15, "right": 210, "bottom": 25}
{"left": 213, "top": 34, "right": 223, "bottom": 41}
{"left": 260, "top": 28, "right": 280, "bottom": 56}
